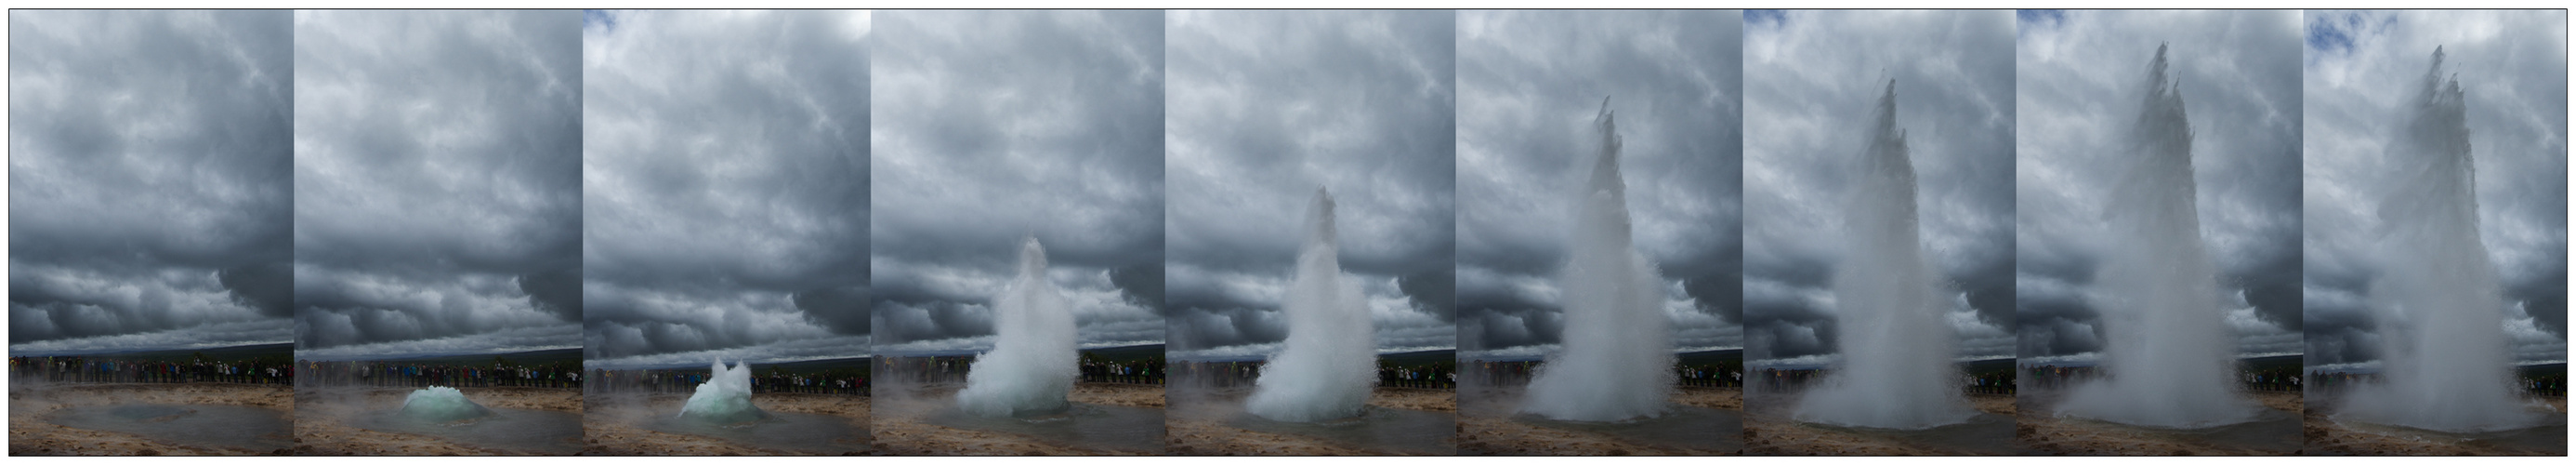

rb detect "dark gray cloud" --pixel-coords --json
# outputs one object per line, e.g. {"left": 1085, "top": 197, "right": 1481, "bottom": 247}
{"left": 1165, "top": 10, "right": 1455, "bottom": 359}
{"left": 293, "top": 10, "right": 584, "bottom": 360}
{"left": 869, "top": 10, "right": 1164, "bottom": 354}
{"left": 2303, "top": 10, "right": 2568, "bottom": 366}
{"left": 578, "top": 10, "right": 871, "bottom": 368}
{"left": 9, "top": 10, "right": 295, "bottom": 354}
{"left": 1742, "top": 10, "right": 2017, "bottom": 363}
{"left": 1454, "top": 10, "right": 1741, "bottom": 358}
{"left": 2016, "top": 10, "right": 2307, "bottom": 361}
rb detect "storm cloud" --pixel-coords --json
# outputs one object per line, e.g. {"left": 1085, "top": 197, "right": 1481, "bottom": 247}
{"left": 578, "top": 10, "right": 872, "bottom": 368}
{"left": 293, "top": 10, "right": 584, "bottom": 360}
{"left": 2303, "top": 10, "right": 2568, "bottom": 367}
{"left": 869, "top": 10, "right": 1164, "bottom": 354}
{"left": 1742, "top": 10, "right": 2017, "bottom": 364}
{"left": 1165, "top": 10, "right": 1456, "bottom": 359}
{"left": 9, "top": 10, "right": 295, "bottom": 354}
{"left": 2016, "top": 10, "right": 2307, "bottom": 362}
{"left": 1454, "top": 10, "right": 1741, "bottom": 358}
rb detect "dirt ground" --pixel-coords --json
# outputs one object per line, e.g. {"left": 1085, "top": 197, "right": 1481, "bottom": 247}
{"left": 9, "top": 382, "right": 295, "bottom": 456}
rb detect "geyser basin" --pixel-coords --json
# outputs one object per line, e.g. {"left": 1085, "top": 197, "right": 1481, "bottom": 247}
{"left": 637, "top": 410, "right": 863, "bottom": 455}
{"left": 358, "top": 405, "right": 582, "bottom": 455}
{"left": 1229, "top": 405, "right": 1456, "bottom": 455}
{"left": 1246, "top": 189, "right": 1376, "bottom": 423}
{"left": 401, "top": 386, "right": 493, "bottom": 423}
{"left": 1510, "top": 405, "right": 1741, "bottom": 454}
{"left": 679, "top": 361, "right": 771, "bottom": 425}
{"left": 956, "top": 237, "right": 1080, "bottom": 418}
{"left": 923, "top": 402, "right": 1165, "bottom": 454}
{"left": 44, "top": 404, "right": 290, "bottom": 452}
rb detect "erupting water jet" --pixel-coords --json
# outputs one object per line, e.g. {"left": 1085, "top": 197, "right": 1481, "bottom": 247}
{"left": 956, "top": 237, "right": 1080, "bottom": 418}
{"left": 1522, "top": 98, "right": 1676, "bottom": 422}
{"left": 678, "top": 361, "right": 769, "bottom": 425}
{"left": 2337, "top": 46, "right": 2537, "bottom": 433}
{"left": 402, "top": 386, "right": 493, "bottom": 423}
{"left": 1792, "top": 79, "right": 1974, "bottom": 430}
{"left": 2057, "top": 44, "right": 2259, "bottom": 429}
{"left": 1245, "top": 189, "right": 1375, "bottom": 422}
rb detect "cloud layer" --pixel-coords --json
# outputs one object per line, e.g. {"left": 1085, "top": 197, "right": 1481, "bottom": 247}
{"left": 2016, "top": 10, "right": 2307, "bottom": 362}
{"left": 869, "top": 10, "right": 1165, "bottom": 354}
{"left": 1454, "top": 10, "right": 1742, "bottom": 358}
{"left": 292, "top": 10, "right": 584, "bottom": 359}
{"left": 1164, "top": 10, "right": 1457, "bottom": 359}
{"left": 578, "top": 10, "right": 872, "bottom": 368}
{"left": 2302, "top": 10, "right": 2568, "bottom": 366}
{"left": 1742, "top": 10, "right": 2017, "bottom": 363}
{"left": 10, "top": 10, "right": 295, "bottom": 354}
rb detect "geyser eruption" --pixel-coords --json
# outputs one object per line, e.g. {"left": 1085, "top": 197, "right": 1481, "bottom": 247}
{"left": 2338, "top": 47, "right": 2535, "bottom": 433}
{"left": 678, "top": 361, "right": 770, "bottom": 425}
{"left": 401, "top": 386, "right": 493, "bottom": 423}
{"left": 2058, "top": 45, "right": 2259, "bottom": 429}
{"left": 1792, "top": 79, "right": 1974, "bottom": 430}
{"left": 955, "top": 237, "right": 1079, "bottom": 418}
{"left": 1245, "top": 189, "right": 1375, "bottom": 422}
{"left": 1520, "top": 99, "right": 1676, "bottom": 422}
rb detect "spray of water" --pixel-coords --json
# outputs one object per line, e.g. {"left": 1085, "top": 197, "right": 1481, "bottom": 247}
{"left": 1245, "top": 189, "right": 1376, "bottom": 422}
{"left": 1521, "top": 99, "right": 1677, "bottom": 422}
{"left": 2337, "top": 46, "right": 2536, "bottom": 433}
{"left": 678, "top": 360, "right": 769, "bottom": 424}
{"left": 2057, "top": 44, "right": 2259, "bottom": 429}
{"left": 401, "top": 386, "right": 493, "bottom": 423}
{"left": 1792, "top": 79, "right": 1975, "bottom": 430}
{"left": 955, "top": 237, "right": 1080, "bottom": 418}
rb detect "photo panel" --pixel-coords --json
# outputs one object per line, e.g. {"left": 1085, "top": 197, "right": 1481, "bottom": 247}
{"left": 2012, "top": 9, "right": 2307, "bottom": 455}
{"left": 577, "top": 9, "right": 873, "bottom": 456}
{"left": 868, "top": 9, "right": 1169, "bottom": 456}
{"left": 1740, "top": 9, "right": 2019, "bottom": 455}
{"left": 2299, "top": 9, "right": 2568, "bottom": 456}
{"left": 291, "top": 9, "right": 585, "bottom": 456}
{"left": 7, "top": 9, "right": 296, "bottom": 456}
{"left": 1163, "top": 9, "right": 1461, "bottom": 456}
{"left": 1452, "top": 9, "right": 1745, "bottom": 456}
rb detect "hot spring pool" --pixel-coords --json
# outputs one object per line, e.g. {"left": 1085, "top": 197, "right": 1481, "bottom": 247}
{"left": 45, "top": 404, "right": 290, "bottom": 453}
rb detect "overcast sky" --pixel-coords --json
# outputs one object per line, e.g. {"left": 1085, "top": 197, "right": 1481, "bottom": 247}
{"left": 1164, "top": 10, "right": 1456, "bottom": 360}
{"left": 1741, "top": 10, "right": 2017, "bottom": 365}
{"left": 869, "top": 10, "right": 1165, "bottom": 355}
{"left": 578, "top": 10, "right": 871, "bottom": 369}
{"left": 2303, "top": 10, "right": 2568, "bottom": 367}
{"left": 1454, "top": 10, "right": 1741, "bottom": 360}
{"left": 292, "top": 10, "right": 584, "bottom": 361}
{"left": 2016, "top": 10, "right": 2307, "bottom": 365}
{"left": 9, "top": 11, "right": 294, "bottom": 355}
